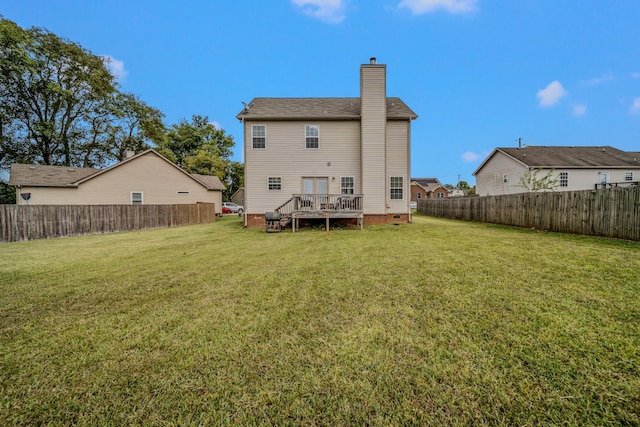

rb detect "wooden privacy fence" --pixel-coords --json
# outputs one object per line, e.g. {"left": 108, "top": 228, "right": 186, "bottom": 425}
{"left": 418, "top": 188, "right": 640, "bottom": 241}
{"left": 0, "top": 203, "right": 216, "bottom": 243}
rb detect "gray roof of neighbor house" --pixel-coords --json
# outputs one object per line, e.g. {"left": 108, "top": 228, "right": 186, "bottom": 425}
{"left": 411, "top": 178, "right": 444, "bottom": 191}
{"left": 9, "top": 164, "right": 99, "bottom": 187}
{"left": 236, "top": 97, "right": 418, "bottom": 120}
{"left": 474, "top": 146, "right": 640, "bottom": 175}
{"left": 9, "top": 150, "right": 226, "bottom": 191}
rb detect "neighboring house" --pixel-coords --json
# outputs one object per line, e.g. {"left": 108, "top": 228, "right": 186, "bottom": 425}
{"left": 231, "top": 187, "right": 244, "bottom": 206}
{"left": 236, "top": 58, "right": 418, "bottom": 228}
{"left": 473, "top": 145, "right": 640, "bottom": 196}
{"left": 411, "top": 178, "right": 448, "bottom": 201}
{"left": 9, "top": 149, "right": 225, "bottom": 213}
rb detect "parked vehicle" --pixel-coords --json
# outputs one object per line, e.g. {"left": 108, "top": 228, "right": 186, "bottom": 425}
{"left": 222, "top": 206, "right": 233, "bottom": 214}
{"left": 222, "top": 202, "right": 244, "bottom": 215}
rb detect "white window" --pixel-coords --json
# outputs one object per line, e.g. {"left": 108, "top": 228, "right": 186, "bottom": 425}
{"left": 341, "top": 177, "right": 354, "bottom": 194}
{"left": 417, "top": 192, "right": 422, "bottom": 199}
{"left": 252, "top": 125, "right": 266, "bottom": 149}
{"left": 436, "top": 192, "right": 445, "bottom": 198}
{"left": 131, "top": 192, "right": 143, "bottom": 205}
{"left": 559, "top": 172, "right": 568, "bottom": 187}
{"left": 503, "top": 174, "right": 508, "bottom": 183}
{"left": 625, "top": 172, "right": 633, "bottom": 182}
{"left": 305, "top": 125, "right": 319, "bottom": 149}
{"left": 268, "top": 177, "right": 281, "bottom": 191}
{"left": 390, "top": 177, "right": 403, "bottom": 200}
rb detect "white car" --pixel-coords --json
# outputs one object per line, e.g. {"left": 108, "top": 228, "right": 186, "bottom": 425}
{"left": 222, "top": 202, "right": 244, "bottom": 215}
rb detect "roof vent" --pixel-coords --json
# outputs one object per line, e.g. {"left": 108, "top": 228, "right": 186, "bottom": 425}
{"left": 370, "top": 57, "right": 376, "bottom": 64}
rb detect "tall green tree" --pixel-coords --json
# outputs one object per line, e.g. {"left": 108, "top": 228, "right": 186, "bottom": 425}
{"left": 0, "top": 18, "right": 165, "bottom": 171}
{"left": 224, "top": 161, "right": 244, "bottom": 201}
{"left": 0, "top": 179, "right": 15, "bottom": 204}
{"left": 158, "top": 115, "right": 238, "bottom": 191}
{"left": 0, "top": 19, "right": 116, "bottom": 167}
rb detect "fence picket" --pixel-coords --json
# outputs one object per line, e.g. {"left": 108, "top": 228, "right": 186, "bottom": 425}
{"left": 419, "top": 188, "right": 640, "bottom": 241}
{"left": 0, "top": 203, "right": 216, "bottom": 243}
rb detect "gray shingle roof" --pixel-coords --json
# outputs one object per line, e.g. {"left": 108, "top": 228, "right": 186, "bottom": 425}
{"left": 498, "top": 146, "right": 640, "bottom": 168}
{"left": 411, "top": 178, "right": 444, "bottom": 191}
{"left": 236, "top": 97, "right": 417, "bottom": 120}
{"left": 9, "top": 164, "right": 99, "bottom": 187}
{"left": 190, "top": 174, "right": 226, "bottom": 191}
{"left": 10, "top": 150, "right": 226, "bottom": 191}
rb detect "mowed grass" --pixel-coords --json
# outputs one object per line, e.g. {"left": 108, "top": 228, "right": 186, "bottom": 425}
{"left": 1, "top": 215, "right": 639, "bottom": 426}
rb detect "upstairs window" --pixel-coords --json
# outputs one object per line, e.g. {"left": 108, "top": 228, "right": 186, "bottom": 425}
{"left": 625, "top": 171, "right": 634, "bottom": 182}
{"left": 305, "top": 125, "right": 319, "bottom": 149}
{"left": 341, "top": 177, "right": 355, "bottom": 194}
{"left": 390, "top": 177, "right": 403, "bottom": 200}
{"left": 503, "top": 174, "right": 509, "bottom": 183}
{"left": 559, "top": 172, "right": 568, "bottom": 187}
{"left": 252, "top": 125, "right": 266, "bottom": 149}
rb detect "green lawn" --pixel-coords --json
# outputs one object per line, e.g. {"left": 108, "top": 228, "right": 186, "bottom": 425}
{"left": 1, "top": 215, "right": 639, "bottom": 425}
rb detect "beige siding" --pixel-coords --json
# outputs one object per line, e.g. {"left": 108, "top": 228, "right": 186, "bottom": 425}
{"left": 244, "top": 120, "right": 361, "bottom": 214}
{"left": 360, "top": 64, "right": 387, "bottom": 214}
{"left": 16, "top": 152, "right": 222, "bottom": 212}
{"left": 476, "top": 151, "right": 640, "bottom": 196}
{"left": 386, "top": 121, "right": 410, "bottom": 213}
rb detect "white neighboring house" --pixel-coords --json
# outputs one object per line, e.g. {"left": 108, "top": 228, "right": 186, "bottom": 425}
{"left": 236, "top": 58, "right": 418, "bottom": 228}
{"left": 9, "top": 149, "right": 225, "bottom": 213}
{"left": 473, "top": 146, "right": 640, "bottom": 197}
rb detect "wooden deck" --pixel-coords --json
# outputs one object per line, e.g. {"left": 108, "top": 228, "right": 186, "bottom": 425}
{"left": 274, "top": 194, "right": 364, "bottom": 232}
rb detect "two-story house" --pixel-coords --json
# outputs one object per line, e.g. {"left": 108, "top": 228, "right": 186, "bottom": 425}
{"left": 237, "top": 59, "right": 418, "bottom": 229}
{"left": 474, "top": 145, "right": 640, "bottom": 196}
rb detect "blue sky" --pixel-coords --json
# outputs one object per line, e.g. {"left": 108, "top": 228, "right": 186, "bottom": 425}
{"left": 3, "top": 0, "right": 640, "bottom": 186}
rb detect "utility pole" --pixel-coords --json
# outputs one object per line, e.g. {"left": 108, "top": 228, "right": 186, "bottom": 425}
{"left": 516, "top": 137, "right": 523, "bottom": 148}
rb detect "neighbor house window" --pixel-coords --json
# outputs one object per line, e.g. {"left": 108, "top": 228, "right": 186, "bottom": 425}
{"left": 305, "top": 125, "right": 319, "bottom": 149}
{"left": 559, "top": 172, "right": 568, "bottom": 187}
{"left": 268, "top": 177, "right": 282, "bottom": 190}
{"left": 341, "top": 177, "right": 354, "bottom": 194}
{"left": 252, "top": 125, "right": 266, "bottom": 149}
{"left": 390, "top": 177, "right": 403, "bottom": 200}
{"left": 625, "top": 172, "right": 633, "bottom": 182}
{"left": 436, "top": 192, "right": 445, "bottom": 198}
{"left": 131, "top": 192, "right": 143, "bottom": 205}
{"left": 417, "top": 192, "right": 422, "bottom": 199}
{"left": 503, "top": 174, "right": 509, "bottom": 183}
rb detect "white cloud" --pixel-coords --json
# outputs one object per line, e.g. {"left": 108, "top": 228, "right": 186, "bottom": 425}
{"left": 462, "top": 151, "right": 480, "bottom": 162}
{"left": 537, "top": 80, "right": 566, "bottom": 107}
{"left": 291, "top": 0, "right": 346, "bottom": 23}
{"left": 630, "top": 98, "right": 640, "bottom": 115}
{"left": 102, "top": 55, "right": 128, "bottom": 81}
{"left": 580, "top": 73, "right": 614, "bottom": 86}
{"left": 398, "top": 0, "right": 478, "bottom": 14}
{"left": 572, "top": 104, "right": 587, "bottom": 117}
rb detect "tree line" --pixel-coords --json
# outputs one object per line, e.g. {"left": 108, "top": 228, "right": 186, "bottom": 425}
{"left": 0, "top": 18, "right": 243, "bottom": 203}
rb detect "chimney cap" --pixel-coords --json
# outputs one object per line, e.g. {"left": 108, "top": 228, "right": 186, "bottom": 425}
{"left": 369, "top": 57, "right": 376, "bottom": 64}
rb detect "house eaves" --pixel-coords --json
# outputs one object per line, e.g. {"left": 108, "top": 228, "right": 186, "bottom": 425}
{"left": 236, "top": 97, "right": 417, "bottom": 121}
